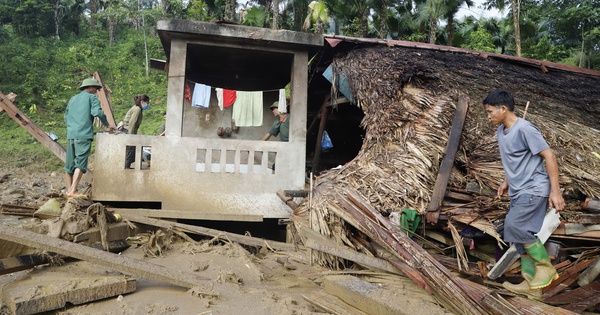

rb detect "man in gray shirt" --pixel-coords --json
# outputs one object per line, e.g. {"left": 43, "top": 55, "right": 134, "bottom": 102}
{"left": 484, "top": 89, "right": 565, "bottom": 299}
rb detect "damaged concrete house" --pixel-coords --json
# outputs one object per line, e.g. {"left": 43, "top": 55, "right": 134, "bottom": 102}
{"left": 2, "top": 18, "right": 600, "bottom": 314}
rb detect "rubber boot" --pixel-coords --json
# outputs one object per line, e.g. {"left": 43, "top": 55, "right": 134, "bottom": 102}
{"left": 525, "top": 238, "right": 559, "bottom": 289}
{"left": 502, "top": 255, "right": 542, "bottom": 300}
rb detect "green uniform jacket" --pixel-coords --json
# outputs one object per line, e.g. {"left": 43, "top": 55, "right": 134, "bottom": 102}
{"left": 123, "top": 105, "right": 143, "bottom": 134}
{"left": 268, "top": 114, "right": 290, "bottom": 142}
{"left": 64, "top": 91, "right": 109, "bottom": 139}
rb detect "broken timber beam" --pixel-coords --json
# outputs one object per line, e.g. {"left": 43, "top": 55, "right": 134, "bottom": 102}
{"left": 107, "top": 207, "right": 263, "bottom": 222}
{"left": 570, "top": 214, "right": 600, "bottom": 224}
{"left": 277, "top": 190, "right": 299, "bottom": 210}
{"left": 121, "top": 213, "right": 296, "bottom": 252}
{"left": 339, "top": 189, "right": 524, "bottom": 315}
{"left": 578, "top": 255, "right": 600, "bottom": 287}
{"left": 298, "top": 225, "right": 403, "bottom": 275}
{"left": 93, "top": 72, "right": 117, "bottom": 127}
{"left": 0, "top": 225, "right": 209, "bottom": 288}
{"left": 426, "top": 96, "right": 469, "bottom": 224}
{"left": 542, "top": 258, "right": 594, "bottom": 300}
{"left": 0, "top": 92, "right": 66, "bottom": 163}
{"left": 544, "top": 280, "right": 600, "bottom": 313}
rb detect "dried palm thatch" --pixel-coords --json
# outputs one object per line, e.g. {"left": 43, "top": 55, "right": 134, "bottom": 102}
{"left": 295, "top": 44, "right": 600, "bottom": 309}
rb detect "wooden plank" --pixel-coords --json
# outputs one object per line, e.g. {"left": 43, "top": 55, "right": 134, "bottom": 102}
{"left": 340, "top": 190, "right": 521, "bottom": 315}
{"left": 276, "top": 190, "right": 299, "bottom": 210}
{"left": 302, "top": 290, "right": 369, "bottom": 315}
{"left": 0, "top": 240, "right": 131, "bottom": 276}
{"left": 426, "top": 97, "right": 469, "bottom": 224}
{"left": 571, "top": 214, "right": 600, "bottom": 224}
{"left": 323, "top": 275, "right": 442, "bottom": 315}
{"left": 283, "top": 190, "right": 308, "bottom": 197}
{"left": 0, "top": 92, "right": 67, "bottom": 163}
{"left": 545, "top": 280, "right": 600, "bottom": 313}
{"left": 542, "top": 259, "right": 594, "bottom": 299}
{"left": 107, "top": 208, "right": 263, "bottom": 222}
{"left": 93, "top": 72, "right": 117, "bottom": 127}
{"left": 300, "top": 226, "right": 402, "bottom": 275}
{"left": 0, "top": 225, "right": 209, "bottom": 288}
{"left": 121, "top": 213, "right": 296, "bottom": 252}
{"left": 578, "top": 255, "right": 600, "bottom": 287}
{"left": 564, "top": 223, "right": 600, "bottom": 234}
{"left": 553, "top": 225, "right": 600, "bottom": 238}
{"left": 0, "top": 254, "right": 53, "bottom": 275}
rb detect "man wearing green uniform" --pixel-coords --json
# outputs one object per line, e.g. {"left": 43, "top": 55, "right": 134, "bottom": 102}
{"left": 262, "top": 101, "right": 289, "bottom": 142}
{"left": 64, "top": 78, "right": 114, "bottom": 197}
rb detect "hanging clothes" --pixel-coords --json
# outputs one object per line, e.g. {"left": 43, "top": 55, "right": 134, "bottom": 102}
{"left": 191, "top": 83, "right": 211, "bottom": 108}
{"left": 278, "top": 88, "right": 287, "bottom": 113}
{"left": 216, "top": 88, "right": 237, "bottom": 110}
{"left": 232, "top": 91, "right": 263, "bottom": 126}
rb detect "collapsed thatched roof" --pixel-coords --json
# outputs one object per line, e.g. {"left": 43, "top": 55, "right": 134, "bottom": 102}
{"left": 296, "top": 41, "right": 600, "bottom": 268}
{"left": 324, "top": 43, "right": 600, "bottom": 206}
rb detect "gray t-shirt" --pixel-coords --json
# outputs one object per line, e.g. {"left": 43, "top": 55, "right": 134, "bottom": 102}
{"left": 497, "top": 118, "right": 550, "bottom": 197}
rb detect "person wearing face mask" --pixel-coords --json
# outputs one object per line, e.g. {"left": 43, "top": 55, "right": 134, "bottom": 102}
{"left": 122, "top": 94, "right": 150, "bottom": 169}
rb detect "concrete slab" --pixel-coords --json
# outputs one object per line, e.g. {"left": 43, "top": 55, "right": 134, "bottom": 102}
{"left": 1, "top": 261, "right": 135, "bottom": 315}
{"left": 323, "top": 275, "right": 450, "bottom": 315}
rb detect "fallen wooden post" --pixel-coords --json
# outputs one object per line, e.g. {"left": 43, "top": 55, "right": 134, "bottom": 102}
{"left": 284, "top": 190, "right": 308, "bottom": 197}
{"left": 107, "top": 207, "right": 263, "bottom": 222}
{"left": 277, "top": 190, "right": 299, "bottom": 210}
{"left": 299, "top": 225, "right": 402, "bottom": 275}
{"left": 544, "top": 280, "right": 600, "bottom": 313}
{"left": 543, "top": 258, "right": 594, "bottom": 300}
{"left": 121, "top": 213, "right": 296, "bottom": 252}
{"left": 0, "top": 225, "right": 209, "bottom": 288}
{"left": 571, "top": 214, "right": 600, "bottom": 224}
{"left": 303, "top": 290, "right": 368, "bottom": 315}
{"left": 426, "top": 97, "right": 469, "bottom": 224}
{"left": 0, "top": 92, "right": 67, "bottom": 163}
{"left": 578, "top": 255, "right": 600, "bottom": 287}
{"left": 92, "top": 71, "right": 117, "bottom": 127}
{"left": 0, "top": 254, "right": 55, "bottom": 275}
{"left": 337, "top": 190, "right": 521, "bottom": 315}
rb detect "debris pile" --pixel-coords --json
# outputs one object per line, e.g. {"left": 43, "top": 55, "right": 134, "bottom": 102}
{"left": 295, "top": 44, "right": 600, "bottom": 313}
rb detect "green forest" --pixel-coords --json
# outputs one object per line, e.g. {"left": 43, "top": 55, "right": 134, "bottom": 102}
{"left": 0, "top": 0, "right": 598, "bottom": 171}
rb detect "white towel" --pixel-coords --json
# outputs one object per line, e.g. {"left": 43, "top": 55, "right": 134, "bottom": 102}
{"left": 192, "top": 83, "right": 211, "bottom": 108}
{"left": 216, "top": 88, "right": 224, "bottom": 111}
{"left": 278, "top": 88, "right": 287, "bottom": 113}
{"left": 232, "top": 91, "right": 263, "bottom": 126}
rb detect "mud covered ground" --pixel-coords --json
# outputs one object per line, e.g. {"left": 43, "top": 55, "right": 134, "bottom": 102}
{"left": 0, "top": 167, "right": 451, "bottom": 315}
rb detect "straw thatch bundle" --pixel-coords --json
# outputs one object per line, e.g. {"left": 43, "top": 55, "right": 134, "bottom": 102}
{"left": 295, "top": 44, "right": 600, "bottom": 268}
